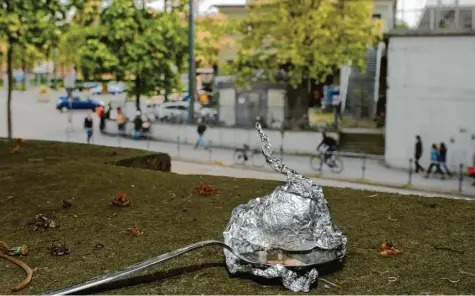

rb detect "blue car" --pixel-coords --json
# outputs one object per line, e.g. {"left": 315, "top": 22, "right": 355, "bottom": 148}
{"left": 56, "top": 96, "right": 104, "bottom": 112}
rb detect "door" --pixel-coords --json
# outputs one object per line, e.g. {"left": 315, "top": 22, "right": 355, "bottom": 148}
{"left": 235, "top": 90, "right": 266, "bottom": 126}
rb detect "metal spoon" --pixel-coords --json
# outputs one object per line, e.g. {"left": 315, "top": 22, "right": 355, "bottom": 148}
{"left": 40, "top": 240, "right": 259, "bottom": 296}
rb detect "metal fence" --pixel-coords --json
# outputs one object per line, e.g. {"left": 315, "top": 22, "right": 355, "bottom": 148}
{"left": 396, "top": 2, "right": 475, "bottom": 30}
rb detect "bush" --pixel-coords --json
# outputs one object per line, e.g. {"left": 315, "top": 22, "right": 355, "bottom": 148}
{"left": 115, "top": 153, "right": 171, "bottom": 172}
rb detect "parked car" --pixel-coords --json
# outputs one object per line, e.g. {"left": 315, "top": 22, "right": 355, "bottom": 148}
{"left": 157, "top": 101, "right": 203, "bottom": 123}
{"left": 108, "top": 81, "right": 127, "bottom": 94}
{"left": 56, "top": 96, "right": 104, "bottom": 112}
{"left": 90, "top": 84, "right": 103, "bottom": 95}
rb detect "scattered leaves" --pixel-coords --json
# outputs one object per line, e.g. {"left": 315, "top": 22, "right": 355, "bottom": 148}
{"left": 196, "top": 184, "right": 218, "bottom": 195}
{"left": 31, "top": 214, "right": 56, "bottom": 231}
{"left": 110, "top": 192, "right": 131, "bottom": 207}
{"left": 127, "top": 225, "right": 144, "bottom": 237}
{"left": 49, "top": 242, "right": 70, "bottom": 256}
{"left": 379, "top": 240, "right": 401, "bottom": 257}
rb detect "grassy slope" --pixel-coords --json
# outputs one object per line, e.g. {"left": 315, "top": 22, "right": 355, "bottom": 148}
{"left": 1, "top": 140, "right": 474, "bottom": 295}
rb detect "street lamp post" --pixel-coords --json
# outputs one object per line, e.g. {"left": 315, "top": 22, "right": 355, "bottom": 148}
{"left": 187, "top": 0, "right": 196, "bottom": 124}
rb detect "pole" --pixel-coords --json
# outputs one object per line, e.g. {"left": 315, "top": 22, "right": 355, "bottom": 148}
{"left": 187, "top": 0, "right": 196, "bottom": 124}
{"left": 53, "top": 47, "right": 57, "bottom": 89}
{"left": 361, "top": 155, "right": 367, "bottom": 179}
{"left": 177, "top": 136, "right": 181, "bottom": 158}
{"left": 458, "top": 163, "right": 463, "bottom": 193}
{"left": 408, "top": 158, "right": 413, "bottom": 186}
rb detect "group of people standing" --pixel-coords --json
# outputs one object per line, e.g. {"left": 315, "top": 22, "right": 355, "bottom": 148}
{"left": 414, "top": 135, "right": 452, "bottom": 179}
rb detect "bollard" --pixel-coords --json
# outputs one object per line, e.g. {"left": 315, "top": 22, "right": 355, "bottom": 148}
{"left": 408, "top": 158, "right": 413, "bottom": 186}
{"left": 208, "top": 140, "right": 212, "bottom": 162}
{"left": 177, "top": 136, "right": 180, "bottom": 158}
{"left": 458, "top": 163, "right": 464, "bottom": 193}
{"left": 280, "top": 129, "right": 285, "bottom": 162}
{"left": 319, "top": 154, "right": 323, "bottom": 176}
{"left": 361, "top": 154, "right": 367, "bottom": 179}
{"left": 146, "top": 134, "right": 151, "bottom": 150}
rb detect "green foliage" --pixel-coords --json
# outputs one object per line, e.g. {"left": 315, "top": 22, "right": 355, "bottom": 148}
{"left": 195, "top": 14, "right": 235, "bottom": 68}
{"left": 77, "top": 0, "right": 187, "bottom": 101}
{"left": 229, "top": 0, "right": 383, "bottom": 88}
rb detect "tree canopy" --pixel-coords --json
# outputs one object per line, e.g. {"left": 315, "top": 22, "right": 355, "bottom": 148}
{"left": 229, "top": 0, "right": 383, "bottom": 88}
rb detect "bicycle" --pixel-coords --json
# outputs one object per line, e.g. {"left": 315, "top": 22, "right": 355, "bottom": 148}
{"left": 233, "top": 144, "right": 265, "bottom": 168}
{"left": 309, "top": 148, "right": 344, "bottom": 174}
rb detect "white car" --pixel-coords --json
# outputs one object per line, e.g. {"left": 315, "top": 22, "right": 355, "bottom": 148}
{"left": 157, "top": 101, "right": 201, "bottom": 123}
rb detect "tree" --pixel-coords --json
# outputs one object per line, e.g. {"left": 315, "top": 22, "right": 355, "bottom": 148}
{"left": 0, "top": 0, "right": 72, "bottom": 138}
{"left": 195, "top": 13, "right": 235, "bottom": 69}
{"left": 86, "top": 0, "right": 187, "bottom": 110}
{"left": 229, "top": 0, "right": 382, "bottom": 115}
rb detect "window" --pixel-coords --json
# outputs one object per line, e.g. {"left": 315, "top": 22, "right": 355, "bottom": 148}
{"left": 372, "top": 14, "right": 382, "bottom": 20}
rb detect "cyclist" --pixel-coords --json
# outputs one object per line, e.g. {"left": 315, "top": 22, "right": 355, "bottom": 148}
{"left": 317, "top": 131, "right": 338, "bottom": 165}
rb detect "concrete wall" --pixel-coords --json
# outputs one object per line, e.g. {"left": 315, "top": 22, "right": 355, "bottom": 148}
{"left": 112, "top": 123, "right": 338, "bottom": 155}
{"left": 386, "top": 34, "right": 475, "bottom": 168}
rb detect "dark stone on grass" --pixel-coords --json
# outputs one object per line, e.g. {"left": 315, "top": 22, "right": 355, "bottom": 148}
{"left": 63, "top": 200, "right": 72, "bottom": 209}
{"left": 115, "top": 153, "right": 171, "bottom": 172}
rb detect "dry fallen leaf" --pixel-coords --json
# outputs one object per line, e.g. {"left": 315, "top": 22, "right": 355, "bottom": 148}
{"left": 6, "top": 196, "right": 13, "bottom": 200}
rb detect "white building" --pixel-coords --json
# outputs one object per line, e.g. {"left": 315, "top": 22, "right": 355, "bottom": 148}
{"left": 385, "top": 30, "right": 475, "bottom": 169}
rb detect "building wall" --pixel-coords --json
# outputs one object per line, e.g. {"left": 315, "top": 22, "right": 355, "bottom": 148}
{"left": 374, "top": 2, "right": 394, "bottom": 32}
{"left": 385, "top": 35, "right": 475, "bottom": 169}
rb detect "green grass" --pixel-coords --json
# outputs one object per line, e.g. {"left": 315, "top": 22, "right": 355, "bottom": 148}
{"left": 309, "top": 111, "right": 380, "bottom": 129}
{"left": 1, "top": 139, "right": 475, "bottom": 295}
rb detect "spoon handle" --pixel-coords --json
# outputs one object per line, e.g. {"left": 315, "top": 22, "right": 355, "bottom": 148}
{"left": 41, "top": 240, "right": 250, "bottom": 296}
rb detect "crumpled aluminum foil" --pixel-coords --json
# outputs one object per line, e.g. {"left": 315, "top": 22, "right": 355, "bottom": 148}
{"left": 223, "top": 123, "right": 347, "bottom": 292}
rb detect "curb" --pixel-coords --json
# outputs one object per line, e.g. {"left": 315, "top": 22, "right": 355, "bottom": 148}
{"left": 172, "top": 157, "right": 475, "bottom": 199}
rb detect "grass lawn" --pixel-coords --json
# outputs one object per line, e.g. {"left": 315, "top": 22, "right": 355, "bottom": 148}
{"left": 1, "top": 139, "right": 474, "bottom": 295}
{"left": 309, "top": 111, "right": 379, "bottom": 129}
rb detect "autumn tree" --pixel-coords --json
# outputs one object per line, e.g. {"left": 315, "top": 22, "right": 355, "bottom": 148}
{"left": 230, "top": 0, "right": 382, "bottom": 116}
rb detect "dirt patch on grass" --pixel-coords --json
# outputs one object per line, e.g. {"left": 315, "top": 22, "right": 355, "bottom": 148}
{"left": 1, "top": 140, "right": 474, "bottom": 295}
{"left": 116, "top": 153, "right": 171, "bottom": 172}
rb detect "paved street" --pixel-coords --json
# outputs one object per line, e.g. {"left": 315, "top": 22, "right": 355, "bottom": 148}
{"left": 1, "top": 89, "right": 474, "bottom": 197}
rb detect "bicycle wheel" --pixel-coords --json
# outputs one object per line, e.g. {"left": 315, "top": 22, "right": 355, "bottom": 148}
{"left": 250, "top": 150, "right": 265, "bottom": 168}
{"left": 309, "top": 155, "right": 323, "bottom": 171}
{"left": 233, "top": 150, "right": 246, "bottom": 165}
{"left": 330, "top": 156, "right": 344, "bottom": 174}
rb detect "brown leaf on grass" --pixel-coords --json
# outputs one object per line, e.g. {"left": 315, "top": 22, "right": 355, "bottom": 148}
{"left": 127, "top": 225, "right": 144, "bottom": 236}
{"left": 378, "top": 240, "right": 401, "bottom": 256}
{"left": 6, "top": 196, "right": 13, "bottom": 200}
{"left": 110, "top": 192, "right": 131, "bottom": 207}
{"left": 16, "top": 138, "right": 23, "bottom": 144}
{"left": 10, "top": 145, "right": 21, "bottom": 154}
{"left": 195, "top": 184, "right": 218, "bottom": 195}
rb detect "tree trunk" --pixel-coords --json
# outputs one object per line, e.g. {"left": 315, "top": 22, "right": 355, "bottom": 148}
{"left": 21, "top": 46, "right": 26, "bottom": 91}
{"left": 7, "top": 40, "right": 14, "bottom": 139}
{"left": 135, "top": 74, "right": 141, "bottom": 111}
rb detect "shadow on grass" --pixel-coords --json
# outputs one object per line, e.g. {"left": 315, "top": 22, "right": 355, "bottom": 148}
{"left": 75, "top": 259, "right": 344, "bottom": 294}
{"left": 76, "top": 262, "right": 225, "bottom": 295}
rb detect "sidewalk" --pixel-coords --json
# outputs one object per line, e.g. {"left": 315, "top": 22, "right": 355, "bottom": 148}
{"left": 0, "top": 93, "right": 473, "bottom": 198}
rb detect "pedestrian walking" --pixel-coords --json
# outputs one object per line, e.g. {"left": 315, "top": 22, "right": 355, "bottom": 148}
{"left": 116, "top": 107, "right": 127, "bottom": 137}
{"left": 84, "top": 112, "right": 93, "bottom": 144}
{"left": 414, "top": 135, "right": 425, "bottom": 173}
{"left": 105, "top": 102, "right": 112, "bottom": 119}
{"left": 439, "top": 142, "right": 452, "bottom": 177}
{"left": 425, "top": 143, "right": 444, "bottom": 179}
{"left": 194, "top": 118, "right": 207, "bottom": 150}
{"left": 97, "top": 105, "right": 106, "bottom": 132}
{"left": 133, "top": 111, "right": 143, "bottom": 140}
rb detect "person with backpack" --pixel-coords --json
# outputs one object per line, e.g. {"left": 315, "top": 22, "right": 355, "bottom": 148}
{"left": 439, "top": 142, "right": 452, "bottom": 177}
{"left": 116, "top": 107, "right": 127, "bottom": 137}
{"left": 425, "top": 143, "right": 445, "bottom": 179}
{"left": 194, "top": 118, "right": 207, "bottom": 150}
